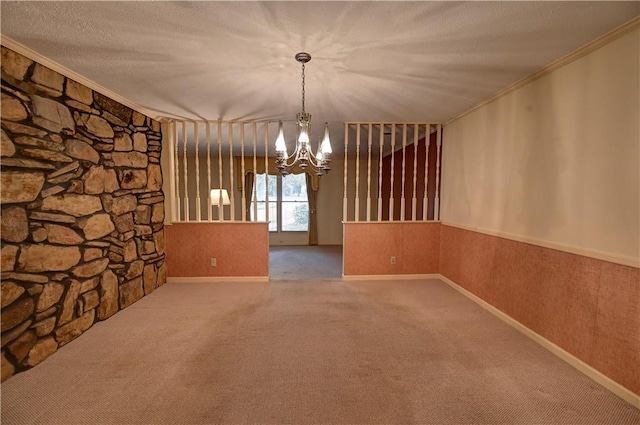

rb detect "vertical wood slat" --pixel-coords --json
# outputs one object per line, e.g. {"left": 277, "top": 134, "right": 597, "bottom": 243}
{"left": 366, "top": 124, "right": 372, "bottom": 221}
{"left": 377, "top": 124, "right": 384, "bottom": 222}
{"left": 194, "top": 122, "right": 201, "bottom": 221}
{"left": 217, "top": 122, "right": 224, "bottom": 221}
{"left": 412, "top": 123, "right": 418, "bottom": 221}
{"left": 206, "top": 122, "right": 212, "bottom": 221}
{"left": 423, "top": 124, "right": 430, "bottom": 221}
{"left": 264, "top": 122, "right": 269, "bottom": 224}
{"left": 343, "top": 124, "right": 349, "bottom": 222}
{"left": 400, "top": 124, "right": 407, "bottom": 221}
{"left": 389, "top": 124, "right": 396, "bottom": 221}
{"left": 434, "top": 124, "right": 442, "bottom": 220}
{"left": 169, "top": 119, "right": 442, "bottom": 224}
{"left": 354, "top": 124, "right": 360, "bottom": 221}
{"left": 182, "top": 121, "right": 189, "bottom": 221}
{"left": 172, "top": 121, "right": 180, "bottom": 222}
{"left": 252, "top": 123, "right": 258, "bottom": 221}
{"left": 229, "top": 123, "right": 235, "bottom": 221}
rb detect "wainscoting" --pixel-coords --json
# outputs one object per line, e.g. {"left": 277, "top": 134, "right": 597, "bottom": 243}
{"left": 343, "top": 222, "right": 440, "bottom": 277}
{"left": 439, "top": 224, "right": 640, "bottom": 398}
{"left": 165, "top": 222, "right": 269, "bottom": 279}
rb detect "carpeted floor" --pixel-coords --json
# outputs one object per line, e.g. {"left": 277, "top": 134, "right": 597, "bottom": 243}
{"left": 2, "top": 248, "right": 639, "bottom": 424}
{"left": 269, "top": 245, "right": 343, "bottom": 281}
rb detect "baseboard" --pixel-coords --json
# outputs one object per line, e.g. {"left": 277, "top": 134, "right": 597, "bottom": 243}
{"left": 167, "top": 276, "right": 269, "bottom": 283}
{"left": 342, "top": 273, "right": 439, "bottom": 281}
{"left": 437, "top": 274, "right": 640, "bottom": 409}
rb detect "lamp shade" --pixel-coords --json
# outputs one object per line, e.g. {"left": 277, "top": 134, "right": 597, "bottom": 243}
{"left": 210, "top": 189, "right": 231, "bottom": 206}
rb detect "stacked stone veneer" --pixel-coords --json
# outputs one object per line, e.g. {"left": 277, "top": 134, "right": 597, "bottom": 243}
{"left": 0, "top": 47, "right": 166, "bottom": 381}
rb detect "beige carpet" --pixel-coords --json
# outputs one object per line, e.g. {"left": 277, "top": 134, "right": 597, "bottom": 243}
{"left": 2, "top": 278, "right": 639, "bottom": 425}
{"left": 269, "top": 246, "right": 343, "bottom": 281}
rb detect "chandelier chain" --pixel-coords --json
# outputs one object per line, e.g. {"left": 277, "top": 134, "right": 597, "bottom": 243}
{"left": 301, "top": 62, "right": 306, "bottom": 114}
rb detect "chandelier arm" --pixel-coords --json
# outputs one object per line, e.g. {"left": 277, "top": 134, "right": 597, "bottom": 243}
{"left": 279, "top": 146, "right": 326, "bottom": 174}
{"left": 283, "top": 148, "right": 330, "bottom": 169}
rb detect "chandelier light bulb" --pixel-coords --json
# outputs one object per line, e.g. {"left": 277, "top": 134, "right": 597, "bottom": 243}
{"left": 298, "top": 128, "right": 309, "bottom": 145}
{"left": 320, "top": 122, "right": 332, "bottom": 155}
{"left": 275, "top": 121, "right": 287, "bottom": 155}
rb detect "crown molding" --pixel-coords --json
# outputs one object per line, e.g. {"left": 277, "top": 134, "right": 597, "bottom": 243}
{"left": 444, "top": 16, "right": 640, "bottom": 126}
{"left": 0, "top": 35, "right": 161, "bottom": 121}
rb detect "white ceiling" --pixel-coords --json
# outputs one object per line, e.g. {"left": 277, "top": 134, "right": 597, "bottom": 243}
{"left": 1, "top": 1, "right": 638, "bottom": 147}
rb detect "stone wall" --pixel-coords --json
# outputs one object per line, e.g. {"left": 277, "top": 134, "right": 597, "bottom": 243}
{"left": 0, "top": 47, "right": 166, "bottom": 381}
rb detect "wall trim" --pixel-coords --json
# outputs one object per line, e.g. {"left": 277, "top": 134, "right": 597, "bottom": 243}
{"left": 167, "top": 221, "right": 270, "bottom": 226}
{"left": 342, "top": 274, "right": 440, "bottom": 281}
{"left": 0, "top": 35, "right": 160, "bottom": 121}
{"left": 444, "top": 17, "right": 640, "bottom": 126}
{"left": 437, "top": 274, "right": 640, "bottom": 409}
{"left": 441, "top": 222, "right": 639, "bottom": 268}
{"left": 167, "top": 276, "right": 269, "bottom": 283}
{"left": 342, "top": 220, "right": 441, "bottom": 225}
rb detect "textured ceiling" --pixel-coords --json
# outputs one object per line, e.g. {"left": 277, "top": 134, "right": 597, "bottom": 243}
{"left": 1, "top": 1, "right": 638, "bottom": 147}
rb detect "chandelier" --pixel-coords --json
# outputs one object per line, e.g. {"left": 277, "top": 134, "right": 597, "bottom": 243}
{"left": 275, "top": 52, "right": 332, "bottom": 176}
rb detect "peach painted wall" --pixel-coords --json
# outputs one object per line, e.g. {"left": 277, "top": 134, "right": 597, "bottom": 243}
{"left": 343, "top": 222, "right": 440, "bottom": 276}
{"left": 165, "top": 223, "right": 268, "bottom": 277}
{"left": 439, "top": 224, "right": 640, "bottom": 395}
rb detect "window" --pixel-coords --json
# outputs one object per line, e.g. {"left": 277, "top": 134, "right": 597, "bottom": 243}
{"left": 251, "top": 173, "right": 308, "bottom": 232}
{"left": 252, "top": 174, "right": 277, "bottom": 231}
{"left": 281, "top": 173, "right": 309, "bottom": 231}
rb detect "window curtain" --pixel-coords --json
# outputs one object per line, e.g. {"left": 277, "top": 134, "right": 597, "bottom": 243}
{"left": 244, "top": 172, "right": 254, "bottom": 221}
{"left": 235, "top": 157, "right": 319, "bottom": 191}
{"left": 306, "top": 173, "right": 319, "bottom": 246}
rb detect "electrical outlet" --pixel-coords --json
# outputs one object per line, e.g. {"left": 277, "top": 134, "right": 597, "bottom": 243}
{"left": 390, "top": 256, "right": 396, "bottom": 265}
{"left": 210, "top": 258, "right": 217, "bottom": 267}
